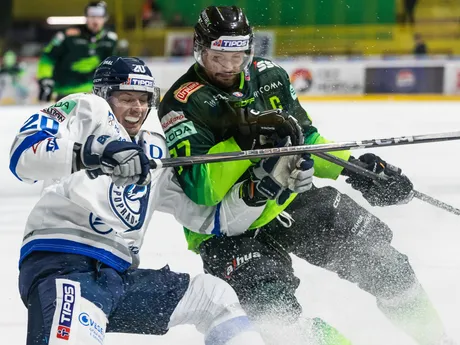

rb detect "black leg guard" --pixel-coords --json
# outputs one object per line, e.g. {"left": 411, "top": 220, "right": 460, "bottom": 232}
{"left": 265, "top": 186, "right": 419, "bottom": 300}
{"left": 199, "top": 232, "right": 302, "bottom": 323}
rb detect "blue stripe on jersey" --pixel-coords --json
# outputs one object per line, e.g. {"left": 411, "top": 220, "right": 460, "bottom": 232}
{"left": 205, "top": 316, "right": 252, "bottom": 345}
{"left": 211, "top": 202, "right": 222, "bottom": 236}
{"left": 9, "top": 131, "right": 53, "bottom": 181}
{"left": 20, "top": 238, "right": 131, "bottom": 272}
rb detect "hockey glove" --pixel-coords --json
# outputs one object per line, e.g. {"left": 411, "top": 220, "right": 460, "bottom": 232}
{"left": 38, "top": 78, "right": 54, "bottom": 102}
{"left": 342, "top": 153, "right": 414, "bottom": 207}
{"left": 233, "top": 108, "right": 304, "bottom": 150}
{"left": 240, "top": 137, "right": 314, "bottom": 206}
{"left": 74, "top": 135, "right": 151, "bottom": 186}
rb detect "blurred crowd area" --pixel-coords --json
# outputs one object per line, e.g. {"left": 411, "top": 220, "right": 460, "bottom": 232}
{"left": 1, "top": 0, "right": 460, "bottom": 105}
{"left": 1, "top": 0, "right": 460, "bottom": 58}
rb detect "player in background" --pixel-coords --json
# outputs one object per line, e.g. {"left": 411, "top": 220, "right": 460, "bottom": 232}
{"left": 10, "top": 56, "right": 272, "bottom": 345}
{"left": 158, "top": 6, "right": 455, "bottom": 345}
{"left": 36, "top": 1, "right": 117, "bottom": 102}
{"left": 0, "top": 50, "right": 28, "bottom": 104}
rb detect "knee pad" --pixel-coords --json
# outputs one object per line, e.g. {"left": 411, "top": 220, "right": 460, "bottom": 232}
{"left": 168, "top": 274, "right": 267, "bottom": 345}
{"left": 49, "top": 279, "right": 107, "bottom": 345}
{"left": 168, "top": 273, "right": 247, "bottom": 333}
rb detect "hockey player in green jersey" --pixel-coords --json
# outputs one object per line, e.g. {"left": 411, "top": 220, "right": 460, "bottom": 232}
{"left": 36, "top": 1, "right": 117, "bottom": 102}
{"left": 0, "top": 50, "right": 28, "bottom": 104}
{"left": 158, "top": 6, "right": 454, "bottom": 345}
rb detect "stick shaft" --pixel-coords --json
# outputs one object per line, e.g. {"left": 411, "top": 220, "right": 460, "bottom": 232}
{"left": 150, "top": 131, "right": 460, "bottom": 169}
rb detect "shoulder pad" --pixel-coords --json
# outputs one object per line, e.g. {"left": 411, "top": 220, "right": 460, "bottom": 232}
{"left": 65, "top": 27, "right": 81, "bottom": 36}
{"left": 107, "top": 31, "right": 118, "bottom": 41}
{"left": 173, "top": 81, "right": 204, "bottom": 103}
{"left": 253, "top": 59, "right": 283, "bottom": 74}
{"left": 51, "top": 32, "right": 66, "bottom": 45}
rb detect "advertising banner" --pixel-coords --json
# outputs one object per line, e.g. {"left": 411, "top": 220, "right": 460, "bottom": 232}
{"left": 443, "top": 62, "right": 460, "bottom": 95}
{"left": 365, "top": 66, "right": 444, "bottom": 94}
{"left": 281, "top": 62, "right": 366, "bottom": 95}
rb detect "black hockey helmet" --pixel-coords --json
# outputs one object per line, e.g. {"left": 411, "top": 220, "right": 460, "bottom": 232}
{"left": 194, "top": 6, "right": 254, "bottom": 73}
{"left": 93, "top": 56, "right": 160, "bottom": 112}
{"left": 85, "top": 1, "right": 108, "bottom": 17}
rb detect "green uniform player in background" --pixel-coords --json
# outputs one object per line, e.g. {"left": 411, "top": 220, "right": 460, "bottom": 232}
{"left": 0, "top": 50, "right": 28, "bottom": 104}
{"left": 36, "top": 1, "right": 117, "bottom": 102}
{"left": 158, "top": 6, "right": 456, "bottom": 345}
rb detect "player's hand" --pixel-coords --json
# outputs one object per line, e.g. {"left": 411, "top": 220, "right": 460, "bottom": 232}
{"left": 241, "top": 137, "right": 314, "bottom": 206}
{"left": 38, "top": 78, "right": 54, "bottom": 102}
{"left": 233, "top": 108, "right": 304, "bottom": 150}
{"left": 342, "top": 153, "right": 414, "bottom": 206}
{"left": 78, "top": 135, "right": 151, "bottom": 186}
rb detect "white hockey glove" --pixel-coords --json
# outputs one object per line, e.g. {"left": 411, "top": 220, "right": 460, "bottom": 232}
{"left": 241, "top": 137, "right": 314, "bottom": 206}
{"left": 74, "top": 134, "right": 151, "bottom": 186}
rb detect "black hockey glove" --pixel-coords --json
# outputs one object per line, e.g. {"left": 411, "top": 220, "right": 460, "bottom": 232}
{"left": 233, "top": 107, "right": 304, "bottom": 150}
{"left": 38, "top": 78, "right": 54, "bottom": 102}
{"left": 342, "top": 153, "right": 414, "bottom": 207}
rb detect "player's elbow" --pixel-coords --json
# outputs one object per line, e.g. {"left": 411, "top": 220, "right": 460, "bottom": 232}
{"left": 9, "top": 161, "right": 36, "bottom": 184}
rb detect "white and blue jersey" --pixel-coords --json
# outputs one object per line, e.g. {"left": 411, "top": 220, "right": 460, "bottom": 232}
{"left": 10, "top": 93, "right": 264, "bottom": 272}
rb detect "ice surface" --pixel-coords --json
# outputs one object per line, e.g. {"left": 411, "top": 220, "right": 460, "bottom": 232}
{"left": 0, "top": 101, "right": 458, "bottom": 345}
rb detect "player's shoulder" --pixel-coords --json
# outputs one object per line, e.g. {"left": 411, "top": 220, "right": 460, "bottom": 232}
{"left": 105, "top": 30, "right": 118, "bottom": 41}
{"left": 51, "top": 93, "right": 112, "bottom": 121}
{"left": 251, "top": 56, "right": 288, "bottom": 78}
{"left": 161, "top": 65, "right": 209, "bottom": 111}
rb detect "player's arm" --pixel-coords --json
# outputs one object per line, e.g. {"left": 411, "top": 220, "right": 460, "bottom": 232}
{"left": 36, "top": 31, "right": 68, "bottom": 101}
{"left": 106, "top": 31, "right": 118, "bottom": 55}
{"left": 160, "top": 102, "right": 252, "bottom": 206}
{"left": 9, "top": 95, "right": 121, "bottom": 183}
{"left": 279, "top": 69, "right": 351, "bottom": 180}
{"left": 139, "top": 129, "right": 264, "bottom": 236}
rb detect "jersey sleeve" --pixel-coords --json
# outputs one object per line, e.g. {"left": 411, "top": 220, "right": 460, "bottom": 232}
{"left": 37, "top": 31, "right": 66, "bottom": 80}
{"left": 106, "top": 31, "right": 118, "bottom": 55}
{"left": 278, "top": 67, "right": 351, "bottom": 180}
{"left": 156, "top": 169, "right": 265, "bottom": 236}
{"left": 138, "top": 128, "right": 264, "bottom": 236}
{"left": 9, "top": 94, "right": 116, "bottom": 183}
{"left": 160, "top": 99, "right": 252, "bottom": 206}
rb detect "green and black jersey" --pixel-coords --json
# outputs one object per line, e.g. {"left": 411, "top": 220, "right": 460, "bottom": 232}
{"left": 158, "top": 57, "right": 351, "bottom": 252}
{"left": 37, "top": 26, "right": 117, "bottom": 95}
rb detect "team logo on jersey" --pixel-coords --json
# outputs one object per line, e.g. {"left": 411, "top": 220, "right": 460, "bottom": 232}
{"left": 89, "top": 213, "right": 113, "bottom": 234}
{"left": 46, "top": 137, "right": 59, "bottom": 152}
{"left": 174, "top": 82, "right": 203, "bottom": 103}
{"left": 109, "top": 183, "right": 150, "bottom": 231}
{"left": 232, "top": 91, "right": 244, "bottom": 97}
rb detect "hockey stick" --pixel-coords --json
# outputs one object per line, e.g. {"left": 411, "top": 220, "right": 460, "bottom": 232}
{"left": 314, "top": 152, "right": 460, "bottom": 216}
{"left": 150, "top": 130, "right": 460, "bottom": 169}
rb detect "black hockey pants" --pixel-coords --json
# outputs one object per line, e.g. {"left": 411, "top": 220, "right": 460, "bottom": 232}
{"left": 199, "top": 186, "right": 418, "bottom": 320}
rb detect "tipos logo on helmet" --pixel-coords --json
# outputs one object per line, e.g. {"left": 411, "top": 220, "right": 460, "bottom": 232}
{"left": 92, "top": 56, "right": 161, "bottom": 117}
{"left": 211, "top": 35, "right": 250, "bottom": 52}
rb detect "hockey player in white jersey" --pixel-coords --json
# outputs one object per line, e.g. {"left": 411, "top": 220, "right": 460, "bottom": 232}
{"left": 9, "top": 56, "right": 269, "bottom": 345}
